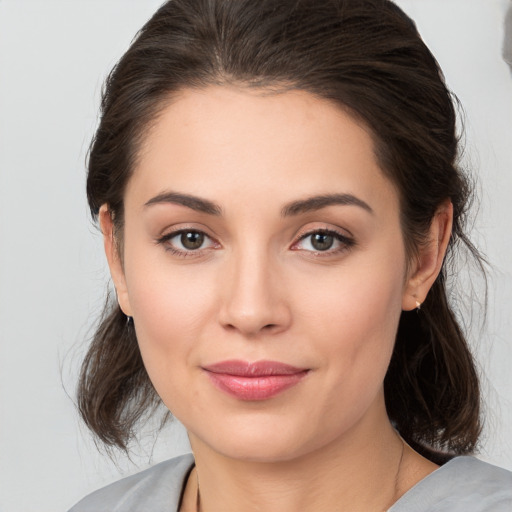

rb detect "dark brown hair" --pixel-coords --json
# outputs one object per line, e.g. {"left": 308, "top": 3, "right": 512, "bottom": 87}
{"left": 79, "top": 0, "right": 483, "bottom": 461}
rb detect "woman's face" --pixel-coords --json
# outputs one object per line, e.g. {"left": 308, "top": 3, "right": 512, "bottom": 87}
{"left": 107, "top": 86, "right": 416, "bottom": 462}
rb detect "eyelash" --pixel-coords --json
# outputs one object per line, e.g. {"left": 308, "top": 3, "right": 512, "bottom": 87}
{"left": 156, "top": 228, "right": 218, "bottom": 258}
{"left": 156, "top": 228, "right": 355, "bottom": 258}
{"left": 292, "top": 228, "right": 356, "bottom": 256}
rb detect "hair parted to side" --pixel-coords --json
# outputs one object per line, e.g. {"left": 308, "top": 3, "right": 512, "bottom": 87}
{"left": 79, "top": 0, "right": 483, "bottom": 461}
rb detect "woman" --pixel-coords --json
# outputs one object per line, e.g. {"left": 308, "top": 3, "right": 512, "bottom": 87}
{"left": 70, "top": 0, "right": 512, "bottom": 510}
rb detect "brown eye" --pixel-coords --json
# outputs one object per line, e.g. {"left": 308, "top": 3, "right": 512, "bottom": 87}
{"left": 157, "top": 228, "right": 218, "bottom": 256}
{"left": 310, "top": 233, "right": 334, "bottom": 251}
{"left": 291, "top": 229, "right": 355, "bottom": 255}
{"left": 180, "top": 231, "right": 205, "bottom": 250}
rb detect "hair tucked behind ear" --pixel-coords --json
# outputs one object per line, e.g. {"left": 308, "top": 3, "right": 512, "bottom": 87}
{"left": 78, "top": 0, "right": 484, "bottom": 456}
{"left": 386, "top": 277, "right": 482, "bottom": 464}
{"left": 78, "top": 299, "right": 158, "bottom": 449}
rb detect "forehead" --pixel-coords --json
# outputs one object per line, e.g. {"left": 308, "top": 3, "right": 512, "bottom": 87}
{"left": 128, "top": 85, "right": 399, "bottom": 217}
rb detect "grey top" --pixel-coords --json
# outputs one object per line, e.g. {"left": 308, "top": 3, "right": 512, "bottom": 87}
{"left": 69, "top": 453, "right": 512, "bottom": 511}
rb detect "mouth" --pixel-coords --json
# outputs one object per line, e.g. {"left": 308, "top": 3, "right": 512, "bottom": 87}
{"left": 202, "top": 360, "right": 310, "bottom": 401}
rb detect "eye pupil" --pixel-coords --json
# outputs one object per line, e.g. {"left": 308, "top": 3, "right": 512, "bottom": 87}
{"left": 181, "top": 231, "right": 204, "bottom": 250}
{"left": 311, "top": 233, "right": 334, "bottom": 251}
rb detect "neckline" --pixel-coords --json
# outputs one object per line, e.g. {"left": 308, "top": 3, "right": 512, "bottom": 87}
{"left": 174, "top": 454, "right": 475, "bottom": 512}
{"left": 387, "top": 456, "right": 469, "bottom": 511}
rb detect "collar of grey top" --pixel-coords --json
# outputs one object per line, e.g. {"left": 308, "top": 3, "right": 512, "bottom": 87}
{"left": 68, "top": 454, "right": 512, "bottom": 512}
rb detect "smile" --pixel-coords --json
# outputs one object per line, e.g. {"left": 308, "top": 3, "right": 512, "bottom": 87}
{"left": 202, "top": 360, "right": 310, "bottom": 401}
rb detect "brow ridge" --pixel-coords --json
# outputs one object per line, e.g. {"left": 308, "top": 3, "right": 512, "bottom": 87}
{"left": 281, "top": 193, "right": 373, "bottom": 216}
{"left": 144, "top": 191, "right": 222, "bottom": 215}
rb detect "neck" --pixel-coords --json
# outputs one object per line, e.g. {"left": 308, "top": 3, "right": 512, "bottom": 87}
{"left": 187, "top": 411, "right": 409, "bottom": 512}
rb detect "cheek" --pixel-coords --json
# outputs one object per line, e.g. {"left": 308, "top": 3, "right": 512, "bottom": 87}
{"left": 302, "top": 254, "right": 405, "bottom": 349}
{"left": 302, "top": 246, "right": 406, "bottom": 406}
{"left": 122, "top": 254, "right": 218, "bottom": 398}
{"left": 124, "top": 232, "right": 217, "bottom": 331}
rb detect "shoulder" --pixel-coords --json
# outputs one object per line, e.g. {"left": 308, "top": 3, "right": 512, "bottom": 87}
{"left": 68, "top": 453, "right": 195, "bottom": 512}
{"left": 390, "top": 456, "right": 512, "bottom": 512}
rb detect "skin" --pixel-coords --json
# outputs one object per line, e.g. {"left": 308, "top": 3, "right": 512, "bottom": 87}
{"left": 101, "top": 86, "right": 452, "bottom": 511}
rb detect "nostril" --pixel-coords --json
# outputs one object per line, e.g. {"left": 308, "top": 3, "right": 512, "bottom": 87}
{"left": 217, "top": 273, "right": 292, "bottom": 335}
{"left": 224, "top": 322, "right": 276, "bottom": 331}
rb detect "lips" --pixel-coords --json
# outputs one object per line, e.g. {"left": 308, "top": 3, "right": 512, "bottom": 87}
{"left": 202, "top": 360, "right": 309, "bottom": 401}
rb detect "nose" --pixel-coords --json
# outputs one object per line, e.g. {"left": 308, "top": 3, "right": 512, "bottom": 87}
{"left": 218, "top": 246, "right": 292, "bottom": 337}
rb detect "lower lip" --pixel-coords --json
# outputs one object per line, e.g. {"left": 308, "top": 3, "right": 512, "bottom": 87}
{"left": 205, "top": 371, "right": 309, "bottom": 401}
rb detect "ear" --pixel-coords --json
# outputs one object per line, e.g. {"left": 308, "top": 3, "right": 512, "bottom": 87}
{"left": 402, "top": 201, "right": 453, "bottom": 311}
{"left": 99, "top": 204, "right": 133, "bottom": 317}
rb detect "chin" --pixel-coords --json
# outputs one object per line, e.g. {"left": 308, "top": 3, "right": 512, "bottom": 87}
{"left": 213, "top": 438, "right": 309, "bottom": 464}
{"left": 188, "top": 411, "right": 335, "bottom": 464}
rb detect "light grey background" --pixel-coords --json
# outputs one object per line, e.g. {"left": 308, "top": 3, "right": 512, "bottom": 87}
{"left": 0, "top": 1, "right": 511, "bottom": 511}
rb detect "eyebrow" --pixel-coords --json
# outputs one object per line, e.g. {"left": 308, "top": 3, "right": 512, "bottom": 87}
{"left": 144, "top": 191, "right": 373, "bottom": 217}
{"left": 144, "top": 191, "right": 222, "bottom": 215}
{"left": 281, "top": 193, "right": 373, "bottom": 216}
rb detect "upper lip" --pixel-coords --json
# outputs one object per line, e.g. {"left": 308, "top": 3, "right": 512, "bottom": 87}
{"left": 202, "top": 359, "right": 308, "bottom": 377}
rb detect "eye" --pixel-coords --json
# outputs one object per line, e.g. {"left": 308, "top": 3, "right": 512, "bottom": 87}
{"left": 306, "top": 232, "right": 336, "bottom": 251}
{"left": 179, "top": 231, "right": 206, "bottom": 250}
{"left": 157, "top": 229, "right": 218, "bottom": 255}
{"left": 292, "top": 229, "right": 355, "bottom": 254}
